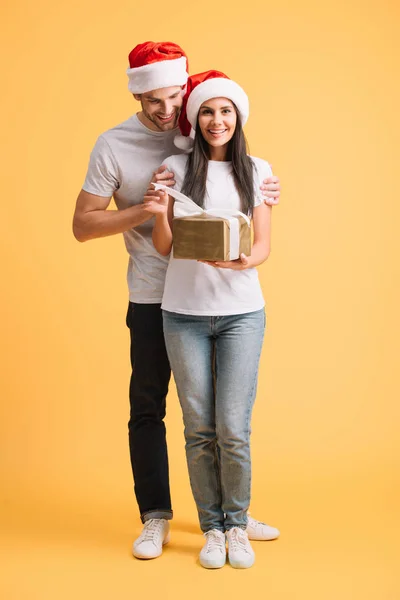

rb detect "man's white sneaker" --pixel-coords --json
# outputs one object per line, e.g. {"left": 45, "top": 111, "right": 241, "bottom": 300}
{"left": 246, "top": 514, "right": 280, "bottom": 541}
{"left": 199, "top": 529, "right": 226, "bottom": 569}
{"left": 226, "top": 527, "right": 255, "bottom": 569}
{"left": 132, "top": 518, "right": 170, "bottom": 559}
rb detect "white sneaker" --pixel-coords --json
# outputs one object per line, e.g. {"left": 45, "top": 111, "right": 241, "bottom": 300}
{"left": 226, "top": 527, "right": 255, "bottom": 569}
{"left": 132, "top": 518, "right": 170, "bottom": 559}
{"left": 246, "top": 514, "right": 280, "bottom": 541}
{"left": 199, "top": 529, "right": 226, "bottom": 569}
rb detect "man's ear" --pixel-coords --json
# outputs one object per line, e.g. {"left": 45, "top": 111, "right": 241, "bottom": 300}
{"left": 133, "top": 93, "right": 141, "bottom": 101}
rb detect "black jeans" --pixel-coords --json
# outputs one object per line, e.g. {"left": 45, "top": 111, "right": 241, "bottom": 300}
{"left": 126, "top": 302, "right": 173, "bottom": 522}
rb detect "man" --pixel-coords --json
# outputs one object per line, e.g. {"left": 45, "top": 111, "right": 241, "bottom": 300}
{"left": 73, "top": 41, "right": 281, "bottom": 560}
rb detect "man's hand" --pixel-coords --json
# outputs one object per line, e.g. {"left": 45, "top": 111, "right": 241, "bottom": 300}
{"left": 151, "top": 165, "right": 176, "bottom": 188}
{"left": 143, "top": 188, "right": 169, "bottom": 215}
{"left": 261, "top": 175, "right": 280, "bottom": 206}
{"left": 199, "top": 253, "right": 251, "bottom": 270}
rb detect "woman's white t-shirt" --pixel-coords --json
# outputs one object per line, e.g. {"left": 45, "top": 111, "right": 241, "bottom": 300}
{"left": 161, "top": 154, "right": 272, "bottom": 316}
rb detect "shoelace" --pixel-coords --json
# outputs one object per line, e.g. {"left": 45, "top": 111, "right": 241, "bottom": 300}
{"left": 248, "top": 516, "right": 267, "bottom": 528}
{"left": 139, "top": 519, "right": 165, "bottom": 542}
{"left": 204, "top": 530, "right": 225, "bottom": 554}
{"left": 228, "top": 528, "right": 250, "bottom": 553}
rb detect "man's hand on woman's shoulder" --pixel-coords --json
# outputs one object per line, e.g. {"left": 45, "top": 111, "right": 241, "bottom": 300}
{"left": 151, "top": 165, "right": 176, "bottom": 188}
{"left": 261, "top": 174, "right": 280, "bottom": 206}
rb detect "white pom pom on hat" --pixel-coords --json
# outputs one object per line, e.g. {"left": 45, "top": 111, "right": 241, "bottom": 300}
{"left": 174, "top": 133, "right": 195, "bottom": 151}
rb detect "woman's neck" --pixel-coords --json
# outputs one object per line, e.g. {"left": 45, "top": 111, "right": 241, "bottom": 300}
{"left": 208, "top": 144, "right": 229, "bottom": 161}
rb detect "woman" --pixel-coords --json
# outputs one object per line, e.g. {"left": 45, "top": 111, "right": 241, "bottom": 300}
{"left": 143, "top": 71, "right": 273, "bottom": 569}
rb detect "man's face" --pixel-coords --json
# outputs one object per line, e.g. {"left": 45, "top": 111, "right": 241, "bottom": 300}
{"left": 135, "top": 86, "right": 184, "bottom": 131}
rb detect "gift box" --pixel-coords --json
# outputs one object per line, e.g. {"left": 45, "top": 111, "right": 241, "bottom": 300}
{"left": 151, "top": 182, "right": 252, "bottom": 261}
{"left": 173, "top": 213, "right": 251, "bottom": 261}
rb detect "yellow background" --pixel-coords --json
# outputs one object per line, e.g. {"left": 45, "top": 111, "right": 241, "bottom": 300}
{"left": 1, "top": 0, "right": 399, "bottom": 598}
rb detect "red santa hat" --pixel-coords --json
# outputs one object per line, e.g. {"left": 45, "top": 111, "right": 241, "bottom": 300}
{"left": 127, "top": 41, "right": 189, "bottom": 94}
{"left": 175, "top": 70, "right": 250, "bottom": 151}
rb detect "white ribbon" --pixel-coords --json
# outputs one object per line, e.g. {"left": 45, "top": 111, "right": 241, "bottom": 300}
{"left": 152, "top": 183, "right": 250, "bottom": 260}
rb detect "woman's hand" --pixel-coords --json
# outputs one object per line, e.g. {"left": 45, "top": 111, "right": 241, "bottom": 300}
{"left": 199, "top": 253, "right": 252, "bottom": 270}
{"left": 143, "top": 189, "right": 169, "bottom": 215}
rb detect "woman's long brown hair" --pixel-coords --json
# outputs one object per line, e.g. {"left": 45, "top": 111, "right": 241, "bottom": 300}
{"left": 181, "top": 108, "right": 256, "bottom": 217}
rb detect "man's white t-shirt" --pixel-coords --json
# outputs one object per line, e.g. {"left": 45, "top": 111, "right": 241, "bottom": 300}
{"left": 82, "top": 114, "right": 183, "bottom": 303}
{"left": 161, "top": 154, "right": 272, "bottom": 316}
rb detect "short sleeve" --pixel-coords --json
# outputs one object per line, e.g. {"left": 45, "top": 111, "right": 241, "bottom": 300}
{"left": 161, "top": 154, "right": 188, "bottom": 192}
{"left": 82, "top": 135, "right": 120, "bottom": 197}
{"left": 252, "top": 158, "right": 273, "bottom": 207}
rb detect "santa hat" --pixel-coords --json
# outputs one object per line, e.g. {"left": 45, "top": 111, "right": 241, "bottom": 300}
{"left": 175, "top": 70, "right": 249, "bottom": 151}
{"left": 127, "top": 41, "right": 189, "bottom": 94}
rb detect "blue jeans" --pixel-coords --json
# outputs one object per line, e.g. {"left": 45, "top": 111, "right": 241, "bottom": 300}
{"left": 162, "top": 309, "right": 265, "bottom": 532}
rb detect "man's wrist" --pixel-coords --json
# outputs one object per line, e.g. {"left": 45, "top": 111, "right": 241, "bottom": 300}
{"left": 129, "top": 203, "right": 153, "bottom": 223}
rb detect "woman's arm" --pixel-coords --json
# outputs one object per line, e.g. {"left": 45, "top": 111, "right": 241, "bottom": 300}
{"left": 246, "top": 201, "right": 272, "bottom": 267}
{"left": 142, "top": 189, "right": 174, "bottom": 256}
{"left": 152, "top": 196, "right": 174, "bottom": 256}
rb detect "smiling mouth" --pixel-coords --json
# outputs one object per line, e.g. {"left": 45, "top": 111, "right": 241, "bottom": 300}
{"left": 158, "top": 113, "right": 175, "bottom": 122}
{"left": 208, "top": 129, "right": 228, "bottom": 137}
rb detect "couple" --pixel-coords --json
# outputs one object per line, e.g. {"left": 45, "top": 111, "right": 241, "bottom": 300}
{"left": 73, "top": 41, "right": 281, "bottom": 569}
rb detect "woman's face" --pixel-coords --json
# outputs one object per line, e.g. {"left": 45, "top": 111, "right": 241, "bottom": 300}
{"left": 198, "top": 97, "right": 237, "bottom": 150}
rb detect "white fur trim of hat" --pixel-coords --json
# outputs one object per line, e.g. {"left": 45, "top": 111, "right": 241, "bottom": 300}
{"left": 186, "top": 78, "right": 249, "bottom": 128}
{"left": 127, "top": 56, "right": 188, "bottom": 94}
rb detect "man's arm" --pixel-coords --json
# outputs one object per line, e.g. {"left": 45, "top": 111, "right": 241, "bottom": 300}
{"left": 72, "top": 189, "right": 153, "bottom": 242}
{"left": 73, "top": 163, "right": 176, "bottom": 242}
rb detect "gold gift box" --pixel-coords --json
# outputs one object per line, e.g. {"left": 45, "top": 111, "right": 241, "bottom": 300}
{"left": 172, "top": 213, "right": 251, "bottom": 261}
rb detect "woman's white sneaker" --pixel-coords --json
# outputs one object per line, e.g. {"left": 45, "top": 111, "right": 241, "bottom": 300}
{"left": 226, "top": 527, "right": 255, "bottom": 569}
{"left": 199, "top": 529, "right": 227, "bottom": 569}
{"left": 132, "top": 518, "right": 170, "bottom": 559}
{"left": 246, "top": 514, "right": 280, "bottom": 540}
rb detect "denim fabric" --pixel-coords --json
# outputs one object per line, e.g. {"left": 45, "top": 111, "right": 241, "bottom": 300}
{"left": 162, "top": 309, "right": 265, "bottom": 532}
{"left": 126, "top": 302, "right": 173, "bottom": 522}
